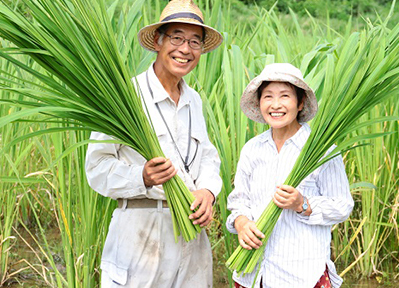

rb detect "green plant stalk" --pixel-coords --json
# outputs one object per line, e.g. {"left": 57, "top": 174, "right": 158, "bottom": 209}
{"left": 0, "top": 52, "right": 46, "bottom": 286}
{"left": 343, "top": 103, "right": 399, "bottom": 277}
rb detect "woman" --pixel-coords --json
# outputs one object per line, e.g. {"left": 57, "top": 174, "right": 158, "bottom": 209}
{"left": 226, "top": 63, "right": 354, "bottom": 288}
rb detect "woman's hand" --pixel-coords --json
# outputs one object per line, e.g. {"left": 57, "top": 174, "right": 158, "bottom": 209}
{"left": 273, "top": 184, "right": 303, "bottom": 212}
{"left": 234, "top": 216, "right": 265, "bottom": 250}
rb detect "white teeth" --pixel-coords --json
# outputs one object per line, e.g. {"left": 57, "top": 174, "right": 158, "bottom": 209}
{"left": 174, "top": 57, "right": 189, "bottom": 63}
{"left": 271, "top": 112, "right": 285, "bottom": 117}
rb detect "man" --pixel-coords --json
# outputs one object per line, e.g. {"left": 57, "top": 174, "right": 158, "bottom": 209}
{"left": 85, "top": 0, "right": 223, "bottom": 287}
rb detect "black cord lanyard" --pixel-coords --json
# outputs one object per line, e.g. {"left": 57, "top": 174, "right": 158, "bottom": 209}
{"left": 146, "top": 71, "right": 198, "bottom": 173}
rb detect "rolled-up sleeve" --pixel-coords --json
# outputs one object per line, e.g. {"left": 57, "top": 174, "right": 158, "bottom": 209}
{"left": 297, "top": 155, "right": 354, "bottom": 225}
{"left": 85, "top": 132, "right": 148, "bottom": 200}
{"left": 226, "top": 144, "right": 254, "bottom": 234}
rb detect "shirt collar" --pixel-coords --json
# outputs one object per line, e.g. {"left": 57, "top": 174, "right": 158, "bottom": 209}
{"left": 259, "top": 122, "right": 311, "bottom": 150}
{"left": 289, "top": 123, "right": 311, "bottom": 150}
{"left": 259, "top": 128, "right": 273, "bottom": 143}
{"left": 147, "top": 62, "right": 190, "bottom": 107}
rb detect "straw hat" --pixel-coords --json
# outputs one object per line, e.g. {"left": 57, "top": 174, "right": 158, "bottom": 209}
{"left": 241, "top": 63, "right": 318, "bottom": 123}
{"left": 138, "top": 0, "right": 223, "bottom": 54}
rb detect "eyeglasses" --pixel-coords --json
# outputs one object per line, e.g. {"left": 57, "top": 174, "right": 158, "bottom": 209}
{"left": 163, "top": 33, "right": 203, "bottom": 50}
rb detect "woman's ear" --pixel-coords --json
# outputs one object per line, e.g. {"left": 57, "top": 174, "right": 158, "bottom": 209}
{"left": 298, "top": 99, "right": 304, "bottom": 111}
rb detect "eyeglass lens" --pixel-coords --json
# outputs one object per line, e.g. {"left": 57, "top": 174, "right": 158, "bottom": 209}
{"left": 165, "top": 33, "right": 203, "bottom": 50}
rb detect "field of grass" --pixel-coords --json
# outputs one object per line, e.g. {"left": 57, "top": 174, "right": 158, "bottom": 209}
{"left": 0, "top": 0, "right": 398, "bottom": 287}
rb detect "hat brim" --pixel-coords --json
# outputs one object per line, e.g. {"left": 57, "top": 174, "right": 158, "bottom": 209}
{"left": 240, "top": 73, "right": 318, "bottom": 124}
{"left": 138, "top": 19, "right": 223, "bottom": 54}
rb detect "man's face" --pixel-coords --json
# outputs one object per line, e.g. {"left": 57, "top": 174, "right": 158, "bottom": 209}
{"left": 154, "top": 23, "right": 203, "bottom": 80}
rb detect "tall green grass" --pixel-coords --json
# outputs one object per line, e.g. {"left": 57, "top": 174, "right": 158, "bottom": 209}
{"left": 338, "top": 100, "right": 399, "bottom": 278}
{"left": 0, "top": 50, "right": 49, "bottom": 286}
{"left": 0, "top": 54, "right": 20, "bottom": 286}
{"left": 0, "top": 51, "right": 117, "bottom": 288}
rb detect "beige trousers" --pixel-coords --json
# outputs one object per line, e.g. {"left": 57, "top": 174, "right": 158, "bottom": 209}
{"left": 100, "top": 205, "right": 213, "bottom": 288}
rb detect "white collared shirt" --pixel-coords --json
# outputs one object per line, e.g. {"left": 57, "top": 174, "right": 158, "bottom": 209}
{"left": 226, "top": 123, "right": 354, "bottom": 288}
{"left": 85, "top": 64, "right": 221, "bottom": 286}
{"left": 85, "top": 63, "right": 222, "bottom": 200}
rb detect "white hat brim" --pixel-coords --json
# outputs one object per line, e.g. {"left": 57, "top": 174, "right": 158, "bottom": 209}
{"left": 240, "top": 72, "right": 318, "bottom": 123}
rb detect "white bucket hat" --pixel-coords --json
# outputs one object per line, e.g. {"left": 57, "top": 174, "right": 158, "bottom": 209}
{"left": 138, "top": 0, "right": 223, "bottom": 54}
{"left": 240, "top": 63, "right": 318, "bottom": 123}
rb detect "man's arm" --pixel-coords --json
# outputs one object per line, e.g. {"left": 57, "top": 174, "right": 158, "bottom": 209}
{"left": 85, "top": 132, "right": 176, "bottom": 199}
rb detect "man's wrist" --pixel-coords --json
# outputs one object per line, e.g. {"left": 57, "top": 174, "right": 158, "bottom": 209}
{"left": 207, "top": 189, "right": 215, "bottom": 204}
{"left": 200, "top": 188, "right": 215, "bottom": 204}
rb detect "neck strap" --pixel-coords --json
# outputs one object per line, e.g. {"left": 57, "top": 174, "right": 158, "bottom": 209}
{"left": 146, "top": 70, "right": 195, "bottom": 173}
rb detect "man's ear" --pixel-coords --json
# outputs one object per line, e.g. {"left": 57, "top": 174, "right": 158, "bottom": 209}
{"left": 153, "top": 32, "right": 161, "bottom": 52}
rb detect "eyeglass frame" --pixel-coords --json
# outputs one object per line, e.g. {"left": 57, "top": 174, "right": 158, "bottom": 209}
{"left": 162, "top": 32, "right": 204, "bottom": 50}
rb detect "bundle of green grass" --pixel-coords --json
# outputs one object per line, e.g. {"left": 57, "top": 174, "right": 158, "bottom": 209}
{"left": 0, "top": 0, "right": 200, "bottom": 242}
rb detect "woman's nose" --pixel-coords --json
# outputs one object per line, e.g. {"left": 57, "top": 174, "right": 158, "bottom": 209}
{"left": 271, "top": 98, "right": 281, "bottom": 108}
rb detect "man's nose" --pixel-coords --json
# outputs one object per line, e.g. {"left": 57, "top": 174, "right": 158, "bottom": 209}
{"left": 178, "top": 40, "right": 191, "bottom": 53}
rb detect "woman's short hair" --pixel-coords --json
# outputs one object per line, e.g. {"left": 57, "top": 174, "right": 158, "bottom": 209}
{"left": 257, "top": 81, "right": 305, "bottom": 108}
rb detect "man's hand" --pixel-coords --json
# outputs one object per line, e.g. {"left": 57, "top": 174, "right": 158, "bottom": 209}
{"left": 273, "top": 184, "right": 303, "bottom": 212}
{"left": 189, "top": 189, "right": 215, "bottom": 227}
{"left": 143, "top": 157, "right": 177, "bottom": 187}
{"left": 234, "top": 216, "right": 265, "bottom": 250}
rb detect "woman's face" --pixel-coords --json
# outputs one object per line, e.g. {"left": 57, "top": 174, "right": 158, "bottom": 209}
{"left": 259, "top": 81, "right": 304, "bottom": 130}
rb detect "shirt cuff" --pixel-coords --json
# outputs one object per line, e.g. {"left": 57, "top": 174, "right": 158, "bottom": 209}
{"left": 226, "top": 211, "right": 253, "bottom": 234}
{"left": 196, "top": 180, "right": 222, "bottom": 201}
{"left": 296, "top": 197, "right": 323, "bottom": 225}
{"left": 127, "top": 165, "right": 148, "bottom": 198}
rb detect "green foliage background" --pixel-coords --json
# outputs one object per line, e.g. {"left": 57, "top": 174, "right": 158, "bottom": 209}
{"left": 240, "top": 0, "right": 394, "bottom": 18}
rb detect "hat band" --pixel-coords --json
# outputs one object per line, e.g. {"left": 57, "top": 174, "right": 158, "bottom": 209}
{"left": 161, "top": 12, "right": 204, "bottom": 24}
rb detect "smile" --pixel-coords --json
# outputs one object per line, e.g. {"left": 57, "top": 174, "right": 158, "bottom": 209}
{"left": 270, "top": 112, "right": 285, "bottom": 117}
{"left": 173, "top": 57, "right": 190, "bottom": 64}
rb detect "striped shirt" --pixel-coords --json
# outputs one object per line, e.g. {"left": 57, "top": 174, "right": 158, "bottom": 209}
{"left": 226, "top": 123, "right": 354, "bottom": 288}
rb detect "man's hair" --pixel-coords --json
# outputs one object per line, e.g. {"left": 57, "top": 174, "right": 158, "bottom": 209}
{"left": 156, "top": 23, "right": 206, "bottom": 45}
{"left": 257, "top": 81, "right": 305, "bottom": 110}
{"left": 156, "top": 24, "right": 169, "bottom": 45}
